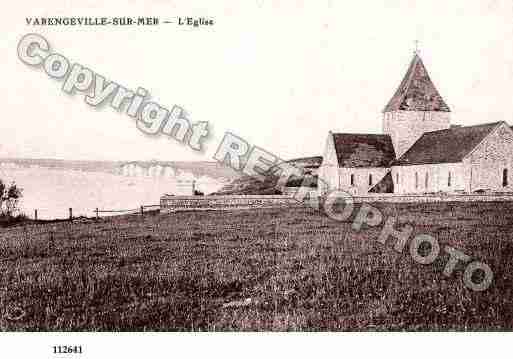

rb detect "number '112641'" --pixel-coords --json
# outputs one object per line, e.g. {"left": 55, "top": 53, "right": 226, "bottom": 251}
{"left": 53, "top": 346, "right": 83, "bottom": 354}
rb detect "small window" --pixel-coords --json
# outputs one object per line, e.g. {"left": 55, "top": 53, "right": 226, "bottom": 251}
{"left": 369, "top": 173, "right": 373, "bottom": 186}
{"left": 396, "top": 173, "right": 399, "bottom": 185}
{"left": 425, "top": 172, "right": 429, "bottom": 189}
{"left": 350, "top": 174, "right": 355, "bottom": 186}
{"left": 415, "top": 172, "right": 419, "bottom": 189}
{"left": 503, "top": 169, "right": 508, "bottom": 187}
{"left": 448, "top": 171, "right": 452, "bottom": 187}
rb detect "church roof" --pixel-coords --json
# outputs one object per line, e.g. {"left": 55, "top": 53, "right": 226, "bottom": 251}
{"left": 393, "top": 122, "right": 503, "bottom": 166}
{"left": 383, "top": 54, "right": 450, "bottom": 113}
{"left": 332, "top": 133, "right": 395, "bottom": 168}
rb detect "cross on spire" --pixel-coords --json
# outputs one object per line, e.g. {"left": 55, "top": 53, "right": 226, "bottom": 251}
{"left": 414, "top": 40, "right": 420, "bottom": 55}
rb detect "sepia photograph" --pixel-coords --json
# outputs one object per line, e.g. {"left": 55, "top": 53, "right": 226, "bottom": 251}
{"left": 0, "top": 0, "right": 512, "bottom": 357}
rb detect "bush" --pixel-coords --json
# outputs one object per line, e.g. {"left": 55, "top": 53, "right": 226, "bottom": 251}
{"left": 0, "top": 212, "right": 28, "bottom": 227}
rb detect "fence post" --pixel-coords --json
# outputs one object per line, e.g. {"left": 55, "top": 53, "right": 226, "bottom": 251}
{"left": 95, "top": 208, "right": 99, "bottom": 219}
{"left": 69, "top": 207, "right": 73, "bottom": 221}
{"left": 34, "top": 209, "right": 37, "bottom": 221}
{"left": 140, "top": 205, "right": 144, "bottom": 216}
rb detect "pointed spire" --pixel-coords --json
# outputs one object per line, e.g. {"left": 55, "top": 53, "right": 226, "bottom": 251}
{"left": 383, "top": 53, "right": 450, "bottom": 113}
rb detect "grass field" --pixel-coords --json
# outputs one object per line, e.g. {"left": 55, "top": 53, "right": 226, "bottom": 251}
{"left": 0, "top": 201, "right": 512, "bottom": 331}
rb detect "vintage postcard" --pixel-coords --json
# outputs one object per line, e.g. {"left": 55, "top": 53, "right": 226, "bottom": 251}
{"left": 0, "top": 0, "right": 511, "bottom": 357}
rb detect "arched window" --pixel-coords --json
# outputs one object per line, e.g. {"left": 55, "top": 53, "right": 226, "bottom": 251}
{"left": 448, "top": 171, "right": 452, "bottom": 187}
{"left": 425, "top": 172, "right": 429, "bottom": 189}
{"left": 396, "top": 173, "right": 399, "bottom": 185}
{"left": 415, "top": 172, "right": 419, "bottom": 189}
{"left": 350, "top": 174, "right": 355, "bottom": 186}
{"left": 369, "top": 173, "right": 373, "bottom": 186}
{"left": 503, "top": 169, "right": 508, "bottom": 187}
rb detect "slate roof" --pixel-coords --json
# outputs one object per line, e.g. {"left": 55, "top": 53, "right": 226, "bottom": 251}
{"left": 393, "top": 122, "right": 502, "bottom": 166}
{"left": 332, "top": 133, "right": 395, "bottom": 168}
{"left": 384, "top": 54, "right": 450, "bottom": 112}
{"left": 285, "top": 156, "right": 323, "bottom": 170}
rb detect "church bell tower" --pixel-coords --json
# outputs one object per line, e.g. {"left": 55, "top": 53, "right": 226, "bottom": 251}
{"left": 383, "top": 51, "right": 451, "bottom": 158}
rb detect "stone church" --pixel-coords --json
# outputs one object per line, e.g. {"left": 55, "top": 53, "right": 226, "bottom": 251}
{"left": 318, "top": 52, "right": 513, "bottom": 195}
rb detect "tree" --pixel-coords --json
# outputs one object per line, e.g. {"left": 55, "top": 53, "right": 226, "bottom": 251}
{"left": 1, "top": 181, "right": 22, "bottom": 217}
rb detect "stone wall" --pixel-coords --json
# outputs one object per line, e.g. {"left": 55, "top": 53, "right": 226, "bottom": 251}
{"left": 391, "top": 162, "right": 464, "bottom": 194}
{"left": 160, "top": 195, "right": 301, "bottom": 212}
{"left": 337, "top": 167, "right": 389, "bottom": 195}
{"left": 350, "top": 193, "right": 513, "bottom": 203}
{"left": 383, "top": 110, "right": 451, "bottom": 158}
{"left": 318, "top": 133, "right": 339, "bottom": 195}
{"left": 464, "top": 123, "right": 513, "bottom": 192}
{"left": 159, "top": 193, "right": 513, "bottom": 213}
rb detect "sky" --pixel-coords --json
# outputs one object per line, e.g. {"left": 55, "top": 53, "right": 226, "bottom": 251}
{"left": 1, "top": 0, "right": 513, "bottom": 162}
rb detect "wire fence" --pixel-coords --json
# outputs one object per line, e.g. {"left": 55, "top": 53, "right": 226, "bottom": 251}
{"left": 94, "top": 204, "right": 160, "bottom": 218}
{"left": 31, "top": 204, "right": 161, "bottom": 221}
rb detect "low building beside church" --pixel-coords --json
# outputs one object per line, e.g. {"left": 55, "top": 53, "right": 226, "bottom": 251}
{"left": 318, "top": 52, "right": 513, "bottom": 195}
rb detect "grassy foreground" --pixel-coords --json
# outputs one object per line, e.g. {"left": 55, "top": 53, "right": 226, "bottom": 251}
{"left": 0, "top": 201, "right": 512, "bottom": 331}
